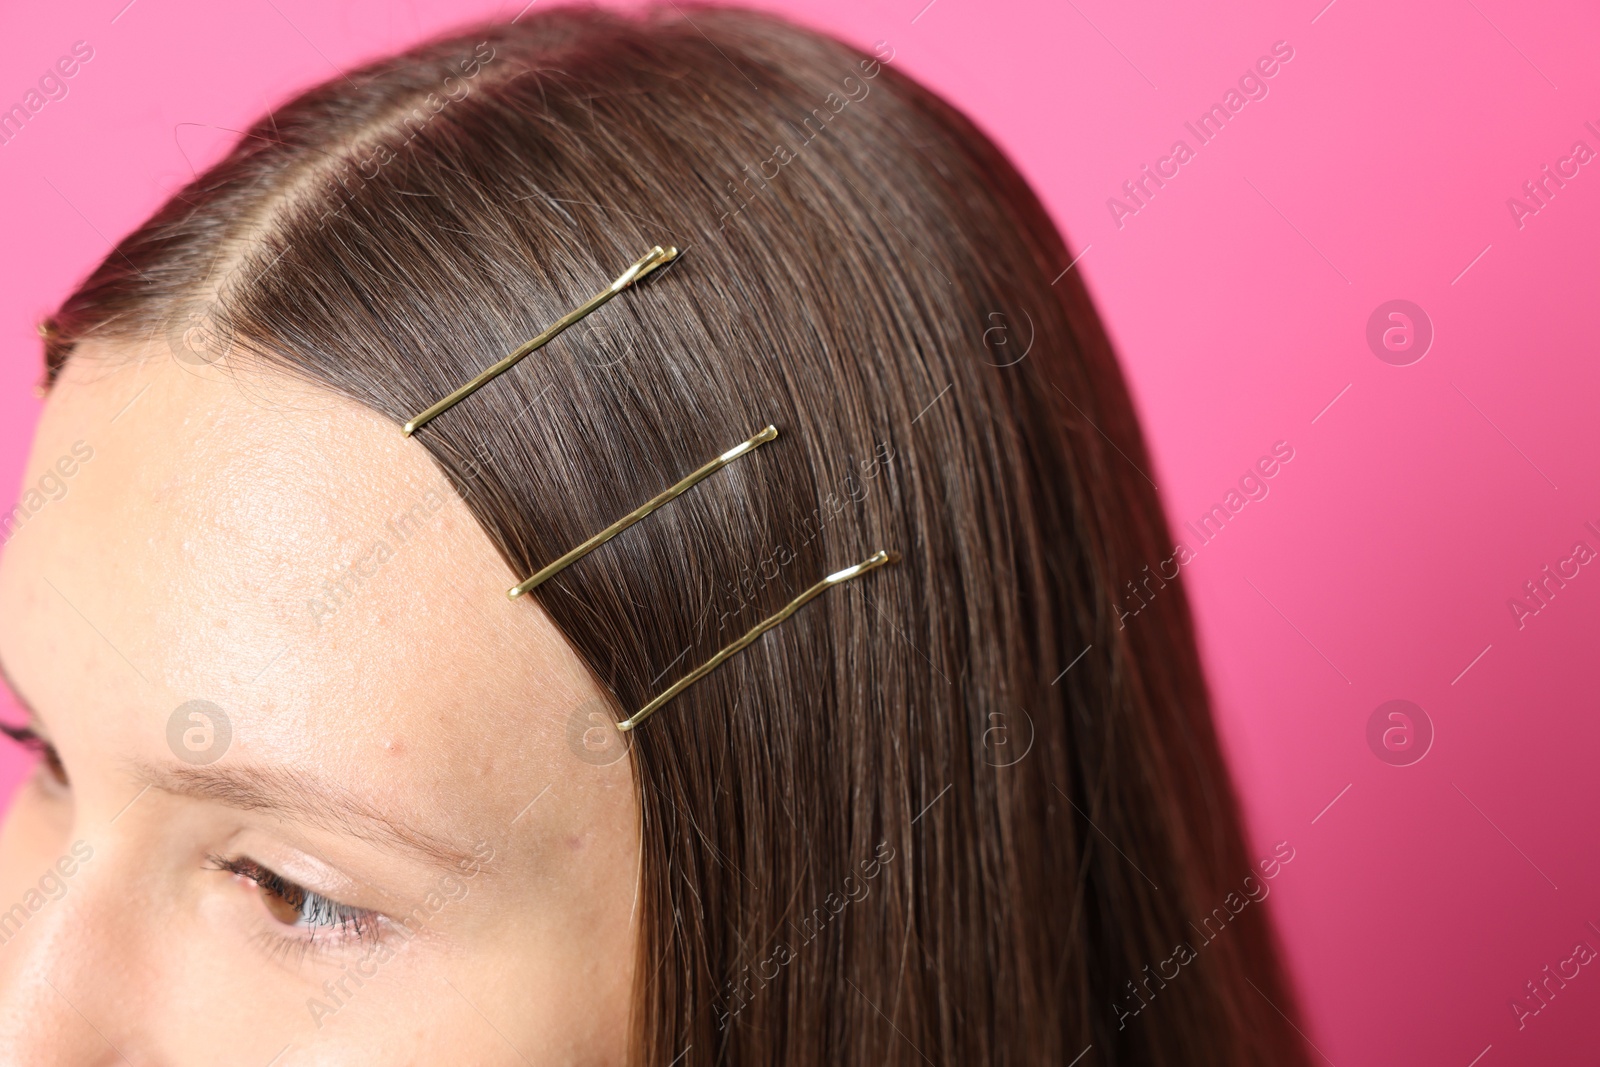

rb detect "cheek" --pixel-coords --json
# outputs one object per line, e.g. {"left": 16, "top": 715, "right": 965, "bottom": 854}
{"left": 369, "top": 886, "right": 636, "bottom": 1064}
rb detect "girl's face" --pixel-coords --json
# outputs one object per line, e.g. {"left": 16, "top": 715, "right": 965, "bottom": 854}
{"left": 0, "top": 348, "right": 640, "bottom": 1064}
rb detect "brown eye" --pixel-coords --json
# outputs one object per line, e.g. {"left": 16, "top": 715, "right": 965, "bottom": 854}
{"left": 256, "top": 877, "right": 307, "bottom": 926}
{"left": 206, "top": 855, "right": 379, "bottom": 940}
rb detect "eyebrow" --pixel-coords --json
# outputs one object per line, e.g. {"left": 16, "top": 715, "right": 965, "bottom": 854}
{"left": 130, "top": 758, "right": 486, "bottom": 874}
{"left": 0, "top": 656, "right": 483, "bottom": 874}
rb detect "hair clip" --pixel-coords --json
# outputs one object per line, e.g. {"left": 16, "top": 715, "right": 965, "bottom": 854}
{"left": 508, "top": 424, "right": 780, "bottom": 598}
{"left": 403, "top": 244, "right": 680, "bottom": 435}
{"left": 617, "top": 548, "right": 900, "bottom": 732}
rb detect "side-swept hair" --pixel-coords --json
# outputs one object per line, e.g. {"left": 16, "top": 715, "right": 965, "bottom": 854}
{"left": 42, "top": 7, "right": 1308, "bottom": 1064}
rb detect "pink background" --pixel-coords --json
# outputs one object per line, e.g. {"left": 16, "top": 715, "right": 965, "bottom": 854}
{"left": 4, "top": 0, "right": 1598, "bottom": 1062}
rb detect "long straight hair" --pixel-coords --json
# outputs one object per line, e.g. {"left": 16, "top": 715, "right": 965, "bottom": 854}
{"left": 41, "top": 7, "right": 1309, "bottom": 1064}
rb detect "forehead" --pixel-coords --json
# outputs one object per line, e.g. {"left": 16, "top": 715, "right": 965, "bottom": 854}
{"left": 0, "top": 346, "right": 600, "bottom": 824}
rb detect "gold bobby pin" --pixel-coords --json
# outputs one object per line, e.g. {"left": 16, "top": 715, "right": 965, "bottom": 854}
{"left": 617, "top": 548, "right": 901, "bottom": 732}
{"left": 403, "top": 245, "right": 680, "bottom": 435}
{"left": 507, "top": 424, "right": 780, "bottom": 599}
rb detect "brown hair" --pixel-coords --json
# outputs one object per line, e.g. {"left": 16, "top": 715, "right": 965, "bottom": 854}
{"left": 41, "top": 7, "right": 1309, "bottom": 1064}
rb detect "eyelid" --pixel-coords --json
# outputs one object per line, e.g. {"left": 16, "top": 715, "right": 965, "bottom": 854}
{"left": 0, "top": 720, "right": 46, "bottom": 747}
{"left": 2, "top": 721, "right": 70, "bottom": 787}
{"left": 0, "top": 722, "right": 38, "bottom": 746}
{"left": 1, "top": 699, "right": 54, "bottom": 750}
{"left": 207, "top": 854, "right": 387, "bottom": 950}
{"left": 243, "top": 845, "right": 365, "bottom": 904}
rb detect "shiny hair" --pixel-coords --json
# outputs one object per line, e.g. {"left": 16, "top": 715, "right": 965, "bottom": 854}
{"left": 42, "top": 7, "right": 1309, "bottom": 1064}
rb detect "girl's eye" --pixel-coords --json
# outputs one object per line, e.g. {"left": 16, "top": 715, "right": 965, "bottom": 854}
{"left": 206, "top": 856, "right": 381, "bottom": 942}
{"left": 0, "top": 723, "right": 69, "bottom": 789}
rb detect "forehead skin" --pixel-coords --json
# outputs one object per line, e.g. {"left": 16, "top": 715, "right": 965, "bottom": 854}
{"left": 0, "top": 345, "right": 638, "bottom": 1060}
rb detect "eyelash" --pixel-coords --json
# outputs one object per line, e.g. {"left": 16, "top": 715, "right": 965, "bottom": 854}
{"left": 205, "top": 855, "right": 386, "bottom": 957}
{"left": 0, "top": 723, "right": 69, "bottom": 787}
